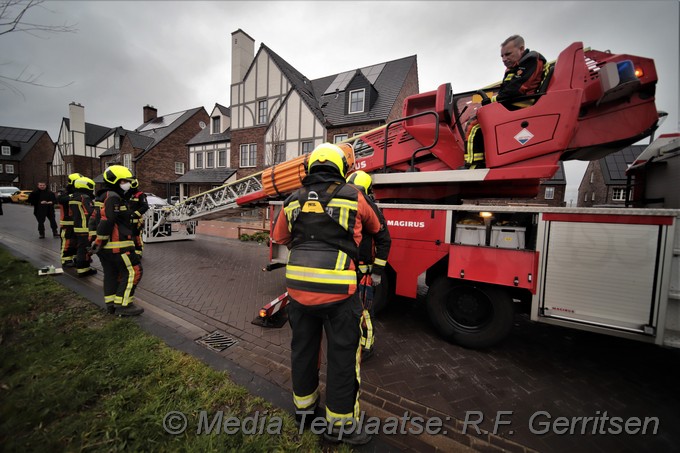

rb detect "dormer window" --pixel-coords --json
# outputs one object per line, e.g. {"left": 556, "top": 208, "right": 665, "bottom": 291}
{"left": 1, "top": 145, "right": 10, "bottom": 156}
{"left": 212, "top": 116, "right": 221, "bottom": 134}
{"left": 349, "top": 89, "right": 365, "bottom": 114}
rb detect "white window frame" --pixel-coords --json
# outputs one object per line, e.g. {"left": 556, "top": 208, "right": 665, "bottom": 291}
{"left": 334, "top": 134, "right": 348, "bottom": 143}
{"left": 206, "top": 151, "right": 214, "bottom": 168}
{"left": 591, "top": 192, "right": 595, "bottom": 201}
{"left": 195, "top": 152, "right": 203, "bottom": 169}
{"left": 300, "top": 141, "right": 313, "bottom": 156}
{"left": 612, "top": 188, "right": 626, "bottom": 201}
{"left": 123, "top": 153, "right": 131, "bottom": 169}
{"left": 175, "top": 162, "right": 185, "bottom": 175}
{"left": 584, "top": 192, "right": 588, "bottom": 202}
{"left": 544, "top": 186, "right": 555, "bottom": 200}
{"left": 211, "top": 116, "right": 221, "bottom": 134}
{"left": 257, "top": 100, "right": 268, "bottom": 125}
{"left": 349, "top": 89, "right": 365, "bottom": 114}
{"left": 240, "top": 143, "right": 257, "bottom": 168}
{"left": 1, "top": 145, "right": 10, "bottom": 156}
{"left": 5, "top": 164, "right": 14, "bottom": 174}
{"left": 218, "top": 150, "right": 227, "bottom": 167}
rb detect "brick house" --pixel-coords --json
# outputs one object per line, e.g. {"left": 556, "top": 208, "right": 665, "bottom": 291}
{"left": 50, "top": 102, "right": 113, "bottom": 191}
{"left": 126, "top": 105, "right": 209, "bottom": 199}
{"left": 577, "top": 145, "right": 645, "bottom": 207}
{"left": 0, "top": 126, "right": 54, "bottom": 189}
{"left": 228, "top": 29, "right": 419, "bottom": 180}
{"left": 180, "top": 103, "right": 236, "bottom": 198}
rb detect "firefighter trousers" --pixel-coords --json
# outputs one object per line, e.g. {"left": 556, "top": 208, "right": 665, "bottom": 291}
{"left": 60, "top": 227, "right": 77, "bottom": 264}
{"left": 287, "top": 293, "right": 363, "bottom": 425}
{"left": 98, "top": 250, "right": 143, "bottom": 307}
{"left": 74, "top": 233, "right": 93, "bottom": 273}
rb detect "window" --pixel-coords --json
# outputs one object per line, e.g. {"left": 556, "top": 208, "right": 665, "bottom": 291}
{"left": 353, "top": 131, "right": 365, "bottom": 137}
{"left": 0, "top": 165, "right": 3, "bottom": 173}
{"left": 544, "top": 186, "right": 555, "bottom": 200}
{"left": 584, "top": 192, "right": 588, "bottom": 202}
{"left": 1, "top": 146, "right": 10, "bottom": 156}
{"left": 590, "top": 172, "right": 594, "bottom": 183}
{"left": 123, "top": 153, "right": 131, "bottom": 169}
{"left": 175, "top": 162, "right": 185, "bottom": 175}
{"left": 218, "top": 150, "right": 227, "bottom": 167}
{"left": 212, "top": 116, "right": 221, "bottom": 134}
{"left": 334, "top": 134, "right": 348, "bottom": 143}
{"left": 5, "top": 164, "right": 14, "bottom": 174}
{"left": 591, "top": 192, "right": 595, "bottom": 201}
{"left": 195, "top": 153, "right": 203, "bottom": 168}
{"left": 349, "top": 89, "right": 365, "bottom": 114}
{"left": 300, "top": 141, "right": 313, "bottom": 156}
{"left": 206, "top": 151, "right": 214, "bottom": 168}
{"left": 258, "top": 100, "right": 268, "bottom": 124}
{"left": 273, "top": 144, "right": 286, "bottom": 164}
{"left": 240, "top": 144, "right": 257, "bottom": 167}
{"left": 612, "top": 188, "right": 626, "bottom": 201}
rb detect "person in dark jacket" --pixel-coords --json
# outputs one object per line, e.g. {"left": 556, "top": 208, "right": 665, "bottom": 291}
{"left": 124, "top": 179, "right": 149, "bottom": 258}
{"left": 70, "top": 177, "right": 97, "bottom": 277}
{"left": 346, "top": 170, "right": 391, "bottom": 361}
{"left": 27, "top": 182, "right": 59, "bottom": 239}
{"left": 58, "top": 173, "right": 83, "bottom": 264}
{"left": 90, "top": 165, "right": 143, "bottom": 316}
{"left": 465, "top": 35, "right": 547, "bottom": 168}
{"left": 272, "top": 143, "right": 380, "bottom": 446}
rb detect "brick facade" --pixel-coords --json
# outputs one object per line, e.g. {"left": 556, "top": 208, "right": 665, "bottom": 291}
{"left": 578, "top": 160, "right": 610, "bottom": 207}
{"left": 230, "top": 125, "right": 267, "bottom": 180}
{"left": 17, "top": 132, "right": 54, "bottom": 189}
{"left": 136, "top": 109, "right": 209, "bottom": 198}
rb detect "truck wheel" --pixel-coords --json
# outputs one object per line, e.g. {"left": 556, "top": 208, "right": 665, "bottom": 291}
{"left": 426, "top": 277, "right": 514, "bottom": 349}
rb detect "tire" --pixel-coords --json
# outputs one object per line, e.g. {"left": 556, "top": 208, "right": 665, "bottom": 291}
{"left": 426, "top": 277, "right": 514, "bottom": 349}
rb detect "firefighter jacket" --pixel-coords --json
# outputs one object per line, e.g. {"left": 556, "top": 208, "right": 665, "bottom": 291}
{"left": 357, "top": 196, "right": 391, "bottom": 275}
{"left": 493, "top": 49, "right": 546, "bottom": 106}
{"left": 69, "top": 189, "right": 95, "bottom": 235}
{"left": 125, "top": 190, "right": 149, "bottom": 234}
{"left": 57, "top": 189, "right": 74, "bottom": 230}
{"left": 88, "top": 190, "right": 106, "bottom": 240}
{"left": 272, "top": 171, "right": 381, "bottom": 306}
{"left": 94, "top": 188, "right": 135, "bottom": 254}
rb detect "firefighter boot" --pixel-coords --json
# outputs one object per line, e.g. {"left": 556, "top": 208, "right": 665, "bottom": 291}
{"left": 105, "top": 303, "right": 115, "bottom": 315}
{"left": 115, "top": 303, "right": 144, "bottom": 317}
{"left": 294, "top": 402, "right": 323, "bottom": 430}
{"left": 361, "top": 346, "right": 375, "bottom": 361}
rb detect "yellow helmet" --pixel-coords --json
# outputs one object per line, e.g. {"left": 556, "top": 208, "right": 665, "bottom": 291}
{"left": 74, "top": 177, "right": 95, "bottom": 192}
{"left": 67, "top": 172, "right": 84, "bottom": 187}
{"left": 346, "top": 170, "right": 372, "bottom": 193}
{"left": 307, "top": 143, "right": 349, "bottom": 177}
{"left": 103, "top": 165, "right": 133, "bottom": 185}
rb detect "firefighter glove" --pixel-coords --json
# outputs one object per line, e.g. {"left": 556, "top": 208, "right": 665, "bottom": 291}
{"left": 371, "top": 265, "right": 384, "bottom": 286}
{"left": 89, "top": 241, "right": 101, "bottom": 255}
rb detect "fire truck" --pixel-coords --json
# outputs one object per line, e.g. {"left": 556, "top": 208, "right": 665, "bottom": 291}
{"left": 144, "top": 42, "right": 680, "bottom": 349}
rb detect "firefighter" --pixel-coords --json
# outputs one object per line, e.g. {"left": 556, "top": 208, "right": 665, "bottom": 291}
{"left": 272, "top": 143, "right": 381, "bottom": 446}
{"left": 346, "top": 170, "right": 391, "bottom": 361}
{"left": 58, "top": 173, "right": 84, "bottom": 266}
{"left": 90, "top": 165, "right": 144, "bottom": 316}
{"left": 70, "top": 177, "right": 97, "bottom": 277}
{"left": 465, "top": 35, "right": 547, "bottom": 169}
{"left": 125, "top": 178, "right": 149, "bottom": 258}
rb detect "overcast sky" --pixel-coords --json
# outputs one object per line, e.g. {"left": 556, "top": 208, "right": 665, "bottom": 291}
{"left": 1, "top": 1, "right": 678, "bottom": 203}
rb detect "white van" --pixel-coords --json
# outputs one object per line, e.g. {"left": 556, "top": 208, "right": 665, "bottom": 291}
{"left": 0, "top": 186, "right": 20, "bottom": 201}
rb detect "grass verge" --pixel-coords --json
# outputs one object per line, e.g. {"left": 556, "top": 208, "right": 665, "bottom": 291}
{"left": 0, "top": 247, "right": 330, "bottom": 452}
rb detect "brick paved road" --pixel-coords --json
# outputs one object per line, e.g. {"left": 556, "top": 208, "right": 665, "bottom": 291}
{"left": 2, "top": 202, "right": 680, "bottom": 453}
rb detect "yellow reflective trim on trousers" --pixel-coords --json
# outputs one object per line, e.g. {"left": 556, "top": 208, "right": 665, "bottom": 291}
{"left": 466, "top": 124, "right": 484, "bottom": 164}
{"left": 286, "top": 265, "right": 356, "bottom": 284}
{"left": 121, "top": 252, "right": 135, "bottom": 306}
{"left": 104, "top": 295, "right": 115, "bottom": 303}
{"left": 60, "top": 220, "right": 74, "bottom": 226}
{"left": 374, "top": 258, "right": 386, "bottom": 267}
{"left": 334, "top": 251, "right": 348, "bottom": 271}
{"left": 293, "top": 387, "right": 319, "bottom": 410}
{"left": 361, "top": 309, "right": 374, "bottom": 349}
{"left": 104, "top": 240, "right": 135, "bottom": 249}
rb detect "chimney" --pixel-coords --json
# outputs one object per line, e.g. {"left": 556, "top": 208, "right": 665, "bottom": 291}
{"left": 143, "top": 105, "right": 157, "bottom": 124}
{"left": 231, "top": 29, "right": 255, "bottom": 85}
{"left": 68, "top": 102, "right": 85, "bottom": 156}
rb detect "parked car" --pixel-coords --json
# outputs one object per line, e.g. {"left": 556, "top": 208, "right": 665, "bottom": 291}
{"left": 0, "top": 186, "right": 21, "bottom": 202}
{"left": 145, "top": 193, "right": 169, "bottom": 207}
{"left": 10, "top": 190, "right": 32, "bottom": 204}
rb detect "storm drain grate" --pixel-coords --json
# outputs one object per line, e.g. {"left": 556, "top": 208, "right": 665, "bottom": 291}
{"left": 196, "top": 331, "right": 238, "bottom": 352}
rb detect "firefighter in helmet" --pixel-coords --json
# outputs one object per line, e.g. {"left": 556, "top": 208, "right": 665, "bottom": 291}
{"left": 58, "top": 172, "right": 84, "bottom": 266}
{"left": 272, "top": 143, "right": 381, "bottom": 445}
{"left": 70, "top": 177, "right": 98, "bottom": 277}
{"left": 345, "top": 170, "right": 391, "bottom": 361}
{"left": 90, "top": 165, "right": 144, "bottom": 316}
{"left": 125, "top": 178, "right": 149, "bottom": 258}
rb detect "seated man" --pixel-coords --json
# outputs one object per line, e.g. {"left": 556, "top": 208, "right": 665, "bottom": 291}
{"left": 465, "top": 35, "right": 547, "bottom": 168}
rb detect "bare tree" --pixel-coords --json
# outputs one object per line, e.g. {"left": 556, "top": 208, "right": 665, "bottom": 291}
{"left": 0, "top": 0, "right": 77, "bottom": 97}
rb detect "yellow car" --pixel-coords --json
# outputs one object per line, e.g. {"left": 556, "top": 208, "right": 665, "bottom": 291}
{"left": 10, "top": 190, "right": 32, "bottom": 203}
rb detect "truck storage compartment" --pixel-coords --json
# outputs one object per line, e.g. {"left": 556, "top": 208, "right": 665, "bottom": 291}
{"left": 491, "top": 226, "right": 526, "bottom": 249}
{"left": 454, "top": 224, "right": 486, "bottom": 246}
